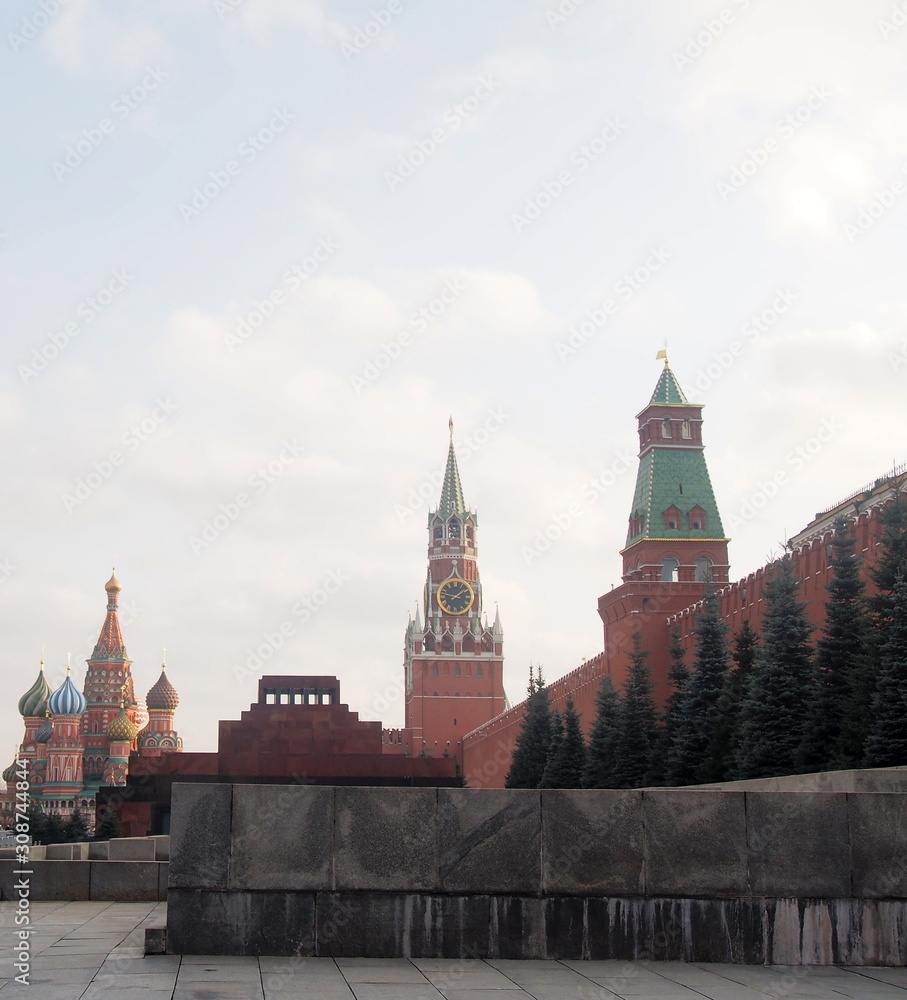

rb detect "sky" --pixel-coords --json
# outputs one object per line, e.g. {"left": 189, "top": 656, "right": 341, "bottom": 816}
{"left": 2, "top": 0, "right": 906, "bottom": 758}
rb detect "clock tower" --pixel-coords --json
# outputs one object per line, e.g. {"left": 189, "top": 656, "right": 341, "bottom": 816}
{"left": 402, "top": 422, "right": 506, "bottom": 759}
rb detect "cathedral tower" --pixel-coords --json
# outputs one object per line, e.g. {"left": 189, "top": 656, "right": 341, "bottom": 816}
{"left": 403, "top": 423, "right": 506, "bottom": 758}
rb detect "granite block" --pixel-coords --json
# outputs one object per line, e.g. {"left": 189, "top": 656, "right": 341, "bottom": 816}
{"left": 151, "top": 835, "right": 171, "bottom": 861}
{"left": 158, "top": 861, "right": 169, "bottom": 900}
{"left": 169, "top": 782, "right": 232, "bottom": 889}
{"left": 543, "top": 896, "right": 586, "bottom": 959}
{"left": 439, "top": 788, "right": 539, "bottom": 894}
{"left": 3, "top": 860, "right": 91, "bottom": 900}
{"left": 315, "top": 892, "right": 417, "bottom": 957}
{"left": 90, "top": 861, "right": 161, "bottom": 901}
{"left": 108, "top": 837, "right": 156, "bottom": 861}
{"left": 230, "top": 784, "right": 333, "bottom": 891}
{"left": 489, "top": 896, "right": 545, "bottom": 959}
{"left": 88, "top": 841, "right": 109, "bottom": 860}
{"left": 848, "top": 793, "right": 907, "bottom": 897}
{"left": 167, "top": 888, "right": 315, "bottom": 956}
{"left": 46, "top": 844, "right": 76, "bottom": 860}
{"left": 644, "top": 790, "right": 747, "bottom": 896}
{"left": 747, "top": 792, "right": 850, "bottom": 897}
{"left": 542, "top": 789, "right": 643, "bottom": 895}
{"left": 334, "top": 787, "right": 437, "bottom": 891}
{"left": 144, "top": 926, "right": 167, "bottom": 955}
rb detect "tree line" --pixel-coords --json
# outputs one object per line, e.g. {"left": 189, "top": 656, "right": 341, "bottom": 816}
{"left": 506, "top": 494, "right": 907, "bottom": 789}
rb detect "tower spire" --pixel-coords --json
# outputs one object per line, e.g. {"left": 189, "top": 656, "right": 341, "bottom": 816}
{"left": 438, "top": 420, "right": 466, "bottom": 516}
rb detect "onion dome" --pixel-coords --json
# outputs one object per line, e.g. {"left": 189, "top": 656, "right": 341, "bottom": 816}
{"left": 146, "top": 664, "right": 179, "bottom": 711}
{"left": 47, "top": 667, "right": 87, "bottom": 717}
{"left": 2, "top": 761, "right": 16, "bottom": 783}
{"left": 35, "top": 715, "right": 54, "bottom": 744}
{"left": 18, "top": 662, "right": 52, "bottom": 718}
{"left": 105, "top": 569, "right": 122, "bottom": 593}
{"left": 106, "top": 703, "right": 140, "bottom": 743}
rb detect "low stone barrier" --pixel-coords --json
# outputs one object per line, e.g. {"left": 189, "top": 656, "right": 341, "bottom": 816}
{"left": 0, "top": 860, "right": 168, "bottom": 901}
{"left": 165, "top": 784, "right": 907, "bottom": 963}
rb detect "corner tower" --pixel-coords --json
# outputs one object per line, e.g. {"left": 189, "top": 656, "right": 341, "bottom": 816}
{"left": 621, "top": 359, "right": 729, "bottom": 585}
{"left": 402, "top": 422, "right": 506, "bottom": 759}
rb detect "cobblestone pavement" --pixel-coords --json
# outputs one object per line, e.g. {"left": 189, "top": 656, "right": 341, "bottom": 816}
{"left": 1, "top": 902, "right": 906, "bottom": 999}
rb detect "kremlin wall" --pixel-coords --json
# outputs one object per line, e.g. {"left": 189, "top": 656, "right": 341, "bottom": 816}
{"left": 2, "top": 361, "right": 904, "bottom": 831}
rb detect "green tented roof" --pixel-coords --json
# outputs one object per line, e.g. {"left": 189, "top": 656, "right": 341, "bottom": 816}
{"left": 625, "top": 446, "right": 725, "bottom": 546}
{"left": 437, "top": 440, "right": 467, "bottom": 515}
{"left": 648, "top": 365, "right": 689, "bottom": 406}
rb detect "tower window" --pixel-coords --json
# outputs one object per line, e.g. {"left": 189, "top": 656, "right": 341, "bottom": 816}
{"left": 433, "top": 692, "right": 438, "bottom": 697}
{"left": 661, "top": 419, "right": 671, "bottom": 438}
{"left": 454, "top": 665, "right": 461, "bottom": 677}
{"left": 661, "top": 556, "right": 679, "bottom": 582}
{"left": 695, "top": 557, "right": 713, "bottom": 582}
{"left": 453, "top": 718, "right": 457, "bottom": 726}
{"left": 432, "top": 665, "right": 439, "bottom": 676}
{"left": 448, "top": 518, "right": 461, "bottom": 539}
{"left": 688, "top": 506, "right": 706, "bottom": 531}
{"left": 476, "top": 665, "right": 483, "bottom": 677}
{"left": 433, "top": 522, "right": 443, "bottom": 540}
{"left": 681, "top": 419, "right": 692, "bottom": 439}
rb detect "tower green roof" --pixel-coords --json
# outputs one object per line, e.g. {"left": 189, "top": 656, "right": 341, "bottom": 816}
{"left": 625, "top": 447, "right": 725, "bottom": 546}
{"left": 648, "top": 364, "right": 689, "bottom": 406}
{"left": 437, "top": 436, "right": 467, "bottom": 516}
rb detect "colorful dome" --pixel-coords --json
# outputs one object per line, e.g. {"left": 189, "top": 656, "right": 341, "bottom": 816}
{"left": 106, "top": 704, "right": 140, "bottom": 743}
{"left": 34, "top": 717, "right": 54, "bottom": 744}
{"left": 18, "top": 663, "right": 52, "bottom": 718}
{"left": 146, "top": 666, "right": 179, "bottom": 711}
{"left": 47, "top": 669, "right": 87, "bottom": 717}
{"left": 2, "top": 761, "right": 16, "bottom": 783}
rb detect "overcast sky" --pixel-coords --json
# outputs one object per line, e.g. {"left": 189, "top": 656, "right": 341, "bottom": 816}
{"left": 2, "top": 0, "right": 905, "bottom": 758}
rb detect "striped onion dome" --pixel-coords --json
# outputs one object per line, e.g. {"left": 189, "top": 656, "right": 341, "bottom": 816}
{"left": 2, "top": 761, "right": 16, "bottom": 783}
{"left": 146, "top": 665, "right": 179, "bottom": 711}
{"left": 35, "top": 717, "right": 54, "bottom": 744}
{"left": 106, "top": 703, "right": 140, "bottom": 743}
{"left": 18, "top": 663, "right": 52, "bottom": 718}
{"left": 47, "top": 668, "right": 87, "bottom": 717}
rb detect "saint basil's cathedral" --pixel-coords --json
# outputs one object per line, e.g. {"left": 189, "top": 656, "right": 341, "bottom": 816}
{"left": 3, "top": 572, "right": 182, "bottom": 826}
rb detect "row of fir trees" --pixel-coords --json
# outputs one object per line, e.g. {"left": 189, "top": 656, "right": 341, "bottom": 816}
{"left": 506, "top": 494, "right": 907, "bottom": 789}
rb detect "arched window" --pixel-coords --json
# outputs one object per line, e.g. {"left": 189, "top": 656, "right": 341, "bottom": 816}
{"left": 661, "top": 418, "right": 671, "bottom": 438}
{"left": 448, "top": 518, "right": 461, "bottom": 540}
{"left": 681, "top": 419, "right": 692, "bottom": 439}
{"left": 441, "top": 634, "right": 454, "bottom": 652}
{"left": 476, "top": 665, "right": 483, "bottom": 677}
{"left": 455, "top": 692, "right": 460, "bottom": 697}
{"left": 664, "top": 505, "right": 681, "bottom": 531}
{"left": 454, "top": 665, "right": 461, "bottom": 677}
{"left": 432, "top": 520, "right": 443, "bottom": 541}
{"left": 661, "top": 556, "right": 679, "bottom": 582}
{"left": 477, "top": 691, "right": 483, "bottom": 697}
{"left": 433, "top": 692, "right": 438, "bottom": 697}
{"left": 424, "top": 636, "right": 435, "bottom": 652}
{"left": 695, "top": 556, "right": 713, "bottom": 582}
{"left": 465, "top": 525, "right": 474, "bottom": 543}
{"left": 432, "top": 665, "right": 439, "bottom": 676}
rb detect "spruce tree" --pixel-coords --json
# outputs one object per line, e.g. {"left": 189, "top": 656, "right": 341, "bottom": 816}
{"left": 541, "top": 699, "right": 586, "bottom": 787}
{"left": 43, "top": 812, "right": 67, "bottom": 845}
{"left": 869, "top": 489, "right": 907, "bottom": 623}
{"left": 735, "top": 560, "right": 814, "bottom": 779}
{"left": 505, "top": 666, "right": 552, "bottom": 788}
{"left": 863, "top": 577, "right": 907, "bottom": 767}
{"left": 582, "top": 675, "right": 621, "bottom": 788}
{"left": 25, "top": 799, "right": 47, "bottom": 845}
{"left": 95, "top": 807, "right": 122, "bottom": 840}
{"left": 797, "top": 519, "right": 871, "bottom": 771}
{"left": 539, "top": 709, "right": 564, "bottom": 787}
{"left": 711, "top": 620, "right": 759, "bottom": 779}
{"left": 612, "top": 632, "right": 659, "bottom": 788}
{"left": 667, "top": 585, "right": 730, "bottom": 785}
{"left": 64, "top": 807, "right": 89, "bottom": 843}
{"left": 648, "top": 630, "right": 689, "bottom": 785}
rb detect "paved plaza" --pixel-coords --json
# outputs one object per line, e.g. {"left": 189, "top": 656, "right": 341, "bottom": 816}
{"left": 0, "top": 902, "right": 905, "bottom": 999}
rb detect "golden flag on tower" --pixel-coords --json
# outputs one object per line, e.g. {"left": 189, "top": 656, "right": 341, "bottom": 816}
{"left": 656, "top": 349, "right": 668, "bottom": 360}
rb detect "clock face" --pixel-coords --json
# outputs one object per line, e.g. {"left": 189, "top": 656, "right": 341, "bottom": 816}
{"left": 437, "top": 578, "right": 474, "bottom": 615}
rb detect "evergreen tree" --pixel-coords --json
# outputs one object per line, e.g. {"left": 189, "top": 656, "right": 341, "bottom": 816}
{"left": 667, "top": 585, "right": 730, "bottom": 785}
{"left": 505, "top": 666, "right": 552, "bottom": 788}
{"left": 541, "top": 699, "right": 586, "bottom": 787}
{"left": 612, "top": 633, "right": 659, "bottom": 788}
{"left": 735, "top": 560, "right": 814, "bottom": 779}
{"left": 95, "top": 807, "right": 122, "bottom": 840}
{"left": 863, "top": 577, "right": 907, "bottom": 767}
{"left": 648, "top": 630, "right": 689, "bottom": 786}
{"left": 42, "top": 812, "right": 67, "bottom": 845}
{"left": 711, "top": 620, "right": 759, "bottom": 779}
{"left": 582, "top": 676, "right": 621, "bottom": 788}
{"left": 797, "top": 519, "right": 872, "bottom": 771}
{"left": 64, "top": 807, "right": 89, "bottom": 843}
{"left": 539, "top": 708, "right": 565, "bottom": 787}
{"left": 869, "top": 488, "right": 907, "bottom": 624}
{"left": 25, "top": 799, "right": 47, "bottom": 845}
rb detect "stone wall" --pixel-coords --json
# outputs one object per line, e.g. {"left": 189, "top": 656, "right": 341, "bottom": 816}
{"left": 166, "top": 783, "right": 907, "bottom": 963}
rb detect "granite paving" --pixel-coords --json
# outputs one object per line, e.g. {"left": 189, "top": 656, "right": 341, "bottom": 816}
{"left": 1, "top": 902, "right": 906, "bottom": 999}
